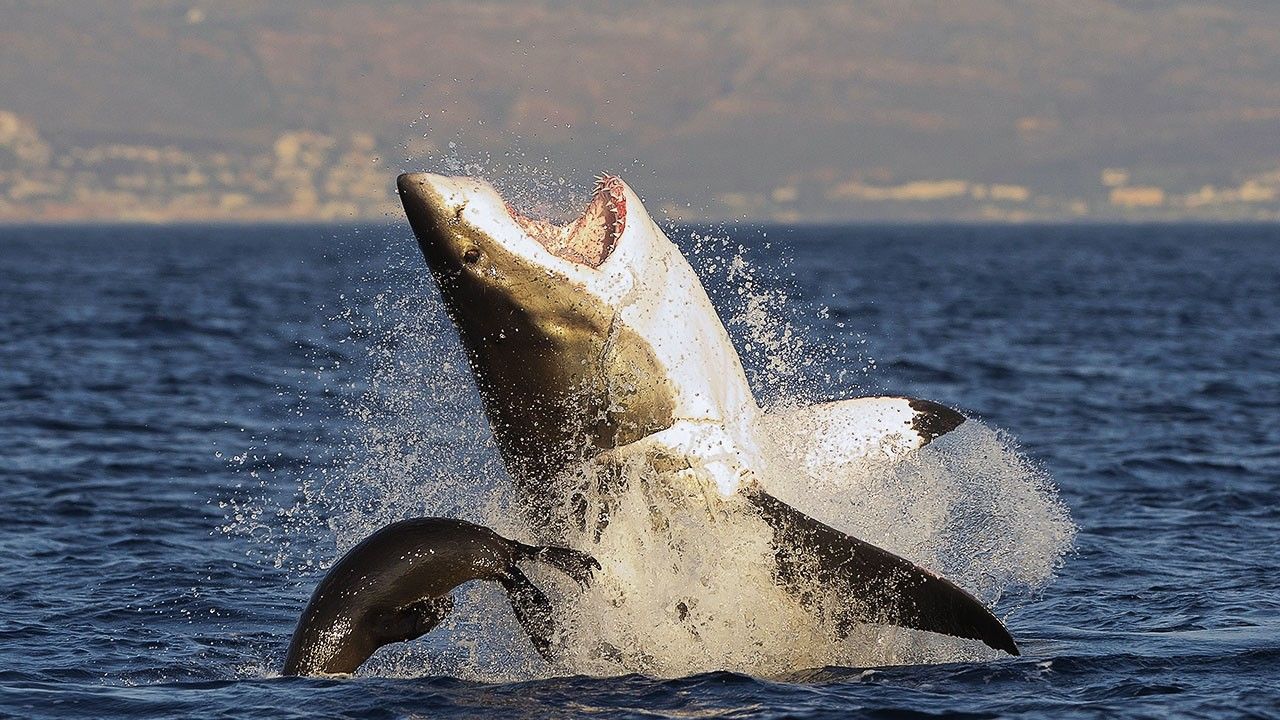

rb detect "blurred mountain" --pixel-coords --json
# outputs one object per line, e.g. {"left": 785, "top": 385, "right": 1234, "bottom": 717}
{"left": 1, "top": 0, "right": 1279, "bottom": 221}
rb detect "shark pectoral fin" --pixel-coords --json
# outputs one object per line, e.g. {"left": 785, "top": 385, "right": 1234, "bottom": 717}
{"left": 760, "top": 396, "right": 967, "bottom": 464}
{"left": 372, "top": 595, "right": 455, "bottom": 646}
{"left": 744, "top": 487, "right": 1019, "bottom": 656}
{"left": 499, "top": 568, "right": 564, "bottom": 661}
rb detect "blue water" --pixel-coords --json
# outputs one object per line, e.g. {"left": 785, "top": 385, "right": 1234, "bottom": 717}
{"left": 1, "top": 223, "right": 1278, "bottom": 718}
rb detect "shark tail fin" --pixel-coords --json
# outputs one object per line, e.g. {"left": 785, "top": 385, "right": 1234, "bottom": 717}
{"left": 745, "top": 487, "right": 1019, "bottom": 656}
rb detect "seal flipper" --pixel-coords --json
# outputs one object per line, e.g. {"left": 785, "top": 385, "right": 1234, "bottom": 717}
{"left": 522, "top": 544, "right": 601, "bottom": 588}
{"left": 372, "top": 595, "right": 455, "bottom": 646}
{"left": 744, "top": 487, "right": 1019, "bottom": 656}
{"left": 498, "top": 567, "right": 564, "bottom": 661}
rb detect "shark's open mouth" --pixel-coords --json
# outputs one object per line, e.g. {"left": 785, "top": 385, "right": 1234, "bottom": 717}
{"left": 506, "top": 175, "right": 627, "bottom": 268}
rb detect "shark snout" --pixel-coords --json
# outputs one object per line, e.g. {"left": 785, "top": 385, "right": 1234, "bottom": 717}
{"left": 398, "top": 173, "right": 434, "bottom": 230}
{"left": 398, "top": 172, "right": 509, "bottom": 238}
{"left": 396, "top": 172, "right": 429, "bottom": 200}
{"left": 396, "top": 172, "right": 425, "bottom": 189}
{"left": 397, "top": 172, "right": 450, "bottom": 231}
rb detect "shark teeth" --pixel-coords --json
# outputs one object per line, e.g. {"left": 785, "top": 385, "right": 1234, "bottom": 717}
{"left": 506, "top": 174, "right": 627, "bottom": 268}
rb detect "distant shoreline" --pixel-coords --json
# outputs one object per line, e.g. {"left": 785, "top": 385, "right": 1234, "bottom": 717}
{"left": 1, "top": 218, "right": 1277, "bottom": 231}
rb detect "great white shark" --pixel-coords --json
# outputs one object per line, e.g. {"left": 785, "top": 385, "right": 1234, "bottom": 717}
{"left": 397, "top": 172, "right": 1019, "bottom": 656}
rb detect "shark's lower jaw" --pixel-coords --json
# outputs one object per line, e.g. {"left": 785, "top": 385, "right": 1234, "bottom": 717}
{"left": 506, "top": 175, "right": 627, "bottom": 268}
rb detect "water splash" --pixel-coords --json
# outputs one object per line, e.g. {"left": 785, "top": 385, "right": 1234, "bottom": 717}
{"left": 521, "top": 409, "right": 1074, "bottom": 677}
{"left": 679, "top": 227, "right": 873, "bottom": 410}
{"left": 760, "top": 420, "right": 1075, "bottom": 606}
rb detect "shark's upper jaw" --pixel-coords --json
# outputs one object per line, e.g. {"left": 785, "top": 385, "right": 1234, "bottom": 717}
{"left": 397, "top": 172, "right": 629, "bottom": 273}
{"left": 504, "top": 175, "right": 627, "bottom": 268}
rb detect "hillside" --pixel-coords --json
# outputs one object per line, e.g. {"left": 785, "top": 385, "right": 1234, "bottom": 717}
{"left": 2, "top": 0, "right": 1278, "bottom": 221}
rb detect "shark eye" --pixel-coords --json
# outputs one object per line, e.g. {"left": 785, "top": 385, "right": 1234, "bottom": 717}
{"left": 462, "top": 248, "right": 482, "bottom": 265}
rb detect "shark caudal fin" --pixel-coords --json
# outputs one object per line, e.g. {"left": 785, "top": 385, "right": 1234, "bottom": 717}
{"left": 744, "top": 487, "right": 1019, "bottom": 656}
{"left": 760, "top": 396, "right": 966, "bottom": 464}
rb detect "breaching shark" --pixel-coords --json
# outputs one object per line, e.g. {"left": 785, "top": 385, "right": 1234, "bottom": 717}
{"left": 397, "top": 172, "right": 1019, "bottom": 656}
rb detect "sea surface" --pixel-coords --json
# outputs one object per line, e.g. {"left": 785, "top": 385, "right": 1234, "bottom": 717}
{"left": 1, "top": 222, "right": 1277, "bottom": 718}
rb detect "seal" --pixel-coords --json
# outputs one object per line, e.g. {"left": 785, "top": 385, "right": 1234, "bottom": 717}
{"left": 397, "top": 172, "right": 1018, "bottom": 655}
{"left": 281, "top": 517, "right": 599, "bottom": 676}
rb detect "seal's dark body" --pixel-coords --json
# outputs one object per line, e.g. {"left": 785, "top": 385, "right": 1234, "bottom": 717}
{"left": 282, "top": 517, "right": 596, "bottom": 675}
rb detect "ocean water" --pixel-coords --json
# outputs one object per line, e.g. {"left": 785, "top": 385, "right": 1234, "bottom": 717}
{"left": 1, "top": 222, "right": 1277, "bottom": 718}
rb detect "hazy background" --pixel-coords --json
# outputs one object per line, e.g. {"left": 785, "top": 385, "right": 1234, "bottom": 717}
{"left": 2, "top": 0, "right": 1279, "bottom": 222}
